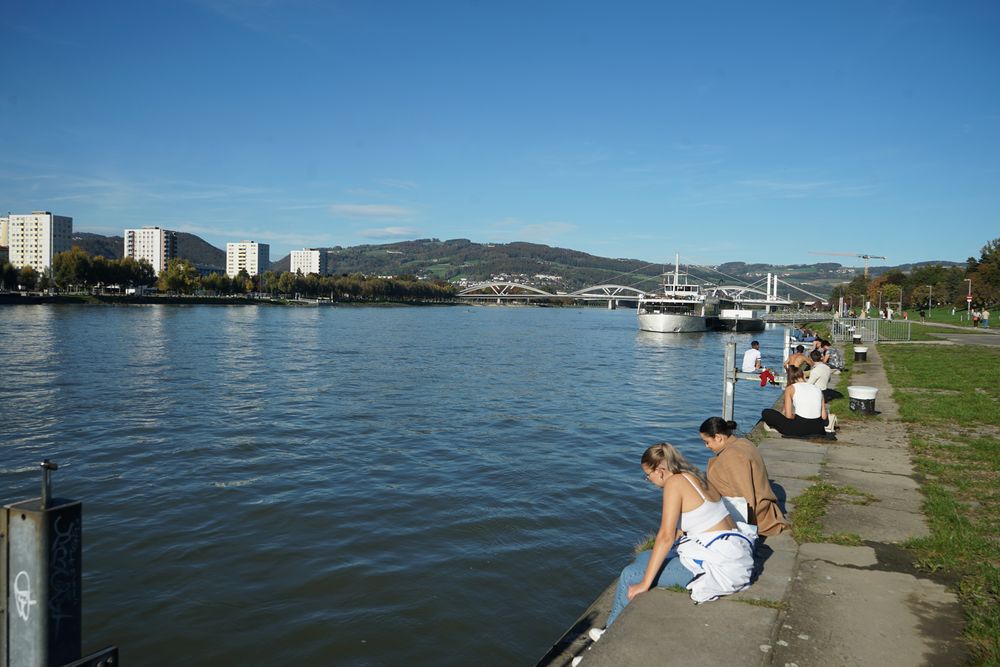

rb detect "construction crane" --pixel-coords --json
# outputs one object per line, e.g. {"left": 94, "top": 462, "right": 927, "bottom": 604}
{"left": 809, "top": 251, "right": 887, "bottom": 279}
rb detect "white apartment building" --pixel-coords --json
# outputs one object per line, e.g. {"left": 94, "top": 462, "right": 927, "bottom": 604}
{"left": 290, "top": 249, "right": 329, "bottom": 276}
{"left": 226, "top": 240, "right": 270, "bottom": 278}
{"left": 0, "top": 216, "right": 9, "bottom": 247}
{"left": 7, "top": 212, "right": 73, "bottom": 270}
{"left": 124, "top": 227, "right": 178, "bottom": 275}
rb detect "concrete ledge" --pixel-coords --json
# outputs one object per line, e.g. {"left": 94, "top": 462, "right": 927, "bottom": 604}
{"left": 584, "top": 593, "right": 778, "bottom": 667}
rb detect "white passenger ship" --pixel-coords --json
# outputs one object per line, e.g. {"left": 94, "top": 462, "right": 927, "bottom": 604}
{"left": 637, "top": 257, "right": 721, "bottom": 333}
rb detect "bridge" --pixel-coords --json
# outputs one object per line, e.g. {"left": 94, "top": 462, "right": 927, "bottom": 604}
{"left": 456, "top": 282, "right": 648, "bottom": 307}
{"left": 457, "top": 279, "right": 798, "bottom": 309}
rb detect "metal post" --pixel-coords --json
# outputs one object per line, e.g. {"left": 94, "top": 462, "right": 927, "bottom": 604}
{"left": 723, "top": 341, "right": 736, "bottom": 421}
{"left": 3, "top": 461, "right": 83, "bottom": 667}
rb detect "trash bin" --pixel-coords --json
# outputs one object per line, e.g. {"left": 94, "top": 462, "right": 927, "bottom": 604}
{"left": 854, "top": 345, "right": 868, "bottom": 361}
{"left": 852, "top": 334, "right": 863, "bottom": 344}
{"left": 848, "top": 385, "right": 878, "bottom": 414}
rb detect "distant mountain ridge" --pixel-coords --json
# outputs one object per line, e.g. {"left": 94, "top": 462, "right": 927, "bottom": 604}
{"left": 70, "top": 232, "right": 961, "bottom": 296}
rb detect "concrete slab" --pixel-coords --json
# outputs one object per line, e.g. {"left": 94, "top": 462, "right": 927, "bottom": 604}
{"left": 731, "top": 542, "right": 796, "bottom": 604}
{"left": 823, "top": 468, "right": 924, "bottom": 512}
{"left": 798, "top": 543, "right": 877, "bottom": 567}
{"left": 771, "top": 560, "right": 965, "bottom": 666}
{"left": 761, "top": 531, "right": 797, "bottom": 554}
{"left": 769, "top": 477, "right": 814, "bottom": 509}
{"left": 825, "top": 445, "right": 916, "bottom": 476}
{"left": 584, "top": 593, "right": 777, "bottom": 667}
{"left": 823, "top": 501, "right": 930, "bottom": 542}
{"left": 765, "top": 459, "right": 823, "bottom": 479}
{"left": 758, "top": 445, "right": 826, "bottom": 465}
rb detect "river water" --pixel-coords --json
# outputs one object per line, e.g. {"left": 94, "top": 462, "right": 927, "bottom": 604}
{"left": 0, "top": 305, "right": 787, "bottom": 666}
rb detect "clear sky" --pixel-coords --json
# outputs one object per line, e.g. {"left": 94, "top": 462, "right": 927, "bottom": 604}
{"left": 2, "top": 1, "right": 998, "bottom": 267}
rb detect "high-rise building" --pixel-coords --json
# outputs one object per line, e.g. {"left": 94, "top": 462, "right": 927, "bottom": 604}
{"left": 7, "top": 212, "right": 73, "bottom": 270}
{"left": 290, "top": 249, "right": 329, "bottom": 276}
{"left": 0, "top": 215, "right": 9, "bottom": 247}
{"left": 226, "top": 241, "right": 270, "bottom": 278}
{"left": 124, "top": 227, "right": 178, "bottom": 275}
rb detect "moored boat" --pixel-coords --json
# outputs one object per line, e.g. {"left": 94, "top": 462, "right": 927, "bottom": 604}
{"left": 637, "top": 256, "right": 720, "bottom": 333}
{"left": 718, "top": 306, "right": 766, "bottom": 332}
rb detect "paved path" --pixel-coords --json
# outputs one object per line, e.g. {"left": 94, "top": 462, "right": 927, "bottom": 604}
{"left": 917, "top": 321, "right": 1000, "bottom": 347}
{"left": 537, "top": 344, "right": 967, "bottom": 667}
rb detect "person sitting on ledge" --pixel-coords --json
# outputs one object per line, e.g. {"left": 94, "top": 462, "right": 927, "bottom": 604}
{"left": 819, "top": 338, "right": 845, "bottom": 372}
{"left": 589, "top": 444, "right": 756, "bottom": 642}
{"left": 760, "top": 365, "right": 829, "bottom": 438}
{"left": 784, "top": 344, "right": 813, "bottom": 373}
{"left": 699, "top": 417, "right": 788, "bottom": 537}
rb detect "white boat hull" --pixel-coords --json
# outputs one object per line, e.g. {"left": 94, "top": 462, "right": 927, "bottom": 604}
{"left": 638, "top": 312, "right": 710, "bottom": 333}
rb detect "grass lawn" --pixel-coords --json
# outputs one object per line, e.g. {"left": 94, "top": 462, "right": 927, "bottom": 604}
{"left": 880, "top": 343, "right": 1000, "bottom": 664}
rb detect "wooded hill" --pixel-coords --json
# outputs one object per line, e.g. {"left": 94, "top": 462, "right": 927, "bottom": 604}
{"left": 70, "top": 232, "right": 962, "bottom": 297}
{"left": 72, "top": 232, "right": 226, "bottom": 269}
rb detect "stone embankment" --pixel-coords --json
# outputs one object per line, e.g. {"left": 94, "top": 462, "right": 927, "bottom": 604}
{"left": 537, "top": 343, "right": 967, "bottom": 667}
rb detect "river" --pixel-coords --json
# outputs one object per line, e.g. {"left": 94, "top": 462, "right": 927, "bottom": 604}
{"left": 0, "top": 304, "right": 788, "bottom": 666}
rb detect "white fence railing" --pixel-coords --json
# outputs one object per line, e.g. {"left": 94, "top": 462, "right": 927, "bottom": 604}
{"left": 831, "top": 317, "right": 911, "bottom": 342}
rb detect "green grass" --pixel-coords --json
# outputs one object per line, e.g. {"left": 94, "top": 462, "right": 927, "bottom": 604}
{"left": 881, "top": 343, "right": 1000, "bottom": 664}
{"left": 789, "top": 481, "right": 873, "bottom": 545}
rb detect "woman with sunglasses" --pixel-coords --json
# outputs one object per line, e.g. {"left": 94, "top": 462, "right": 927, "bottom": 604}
{"left": 589, "top": 443, "right": 756, "bottom": 641}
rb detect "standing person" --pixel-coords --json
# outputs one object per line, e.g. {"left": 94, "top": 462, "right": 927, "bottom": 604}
{"left": 973, "top": 309, "right": 980, "bottom": 327}
{"left": 983, "top": 308, "right": 990, "bottom": 329}
{"left": 699, "top": 417, "right": 788, "bottom": 537}
{"left": 760, "top": 366, "right": 829, "bottom": 437}
{"left": 590, "top": 444, "right": 755, "bottom": 637}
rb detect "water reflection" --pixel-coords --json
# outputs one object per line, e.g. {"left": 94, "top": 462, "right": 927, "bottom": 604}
{"left": 0, "top": 305, "right": 794, "bottom": 667}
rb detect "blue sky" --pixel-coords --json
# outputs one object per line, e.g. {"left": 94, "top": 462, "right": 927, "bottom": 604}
{"left": 2, "top": 1, "right": 998, "bottom": 267}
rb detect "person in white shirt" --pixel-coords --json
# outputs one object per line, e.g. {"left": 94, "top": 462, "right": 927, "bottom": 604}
{"left": 760, "top": 366, "right": 829, "bottom": 437}
{"left": 806, "top": 350, "right": 841, "bottom": 402}
{"left": 741, "top": 341, "right": 762, "bottom": 373}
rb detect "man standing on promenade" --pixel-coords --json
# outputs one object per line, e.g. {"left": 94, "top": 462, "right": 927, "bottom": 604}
{"left": 983, "top": 308, "right": 991, "bottom": 329}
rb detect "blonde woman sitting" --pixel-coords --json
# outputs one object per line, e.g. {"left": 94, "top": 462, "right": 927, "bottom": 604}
{"left": 591, "top": 443, "right": 756, "bottom": 639}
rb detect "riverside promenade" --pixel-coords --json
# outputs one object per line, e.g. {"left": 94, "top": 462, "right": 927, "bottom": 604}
{"left": 537, "top": 342, "right": 968, "bottom": 667}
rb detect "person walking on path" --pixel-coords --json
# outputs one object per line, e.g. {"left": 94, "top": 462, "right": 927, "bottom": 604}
{"left": 983, "top": 308, "right": 991, "bottom": 329}
{"left": 699, "top": 417, "right": 788, "bottom": 537}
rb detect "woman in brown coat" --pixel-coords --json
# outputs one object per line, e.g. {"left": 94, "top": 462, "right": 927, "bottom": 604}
{"left": 699, "top": 417, "right": 788, "bottom": 536}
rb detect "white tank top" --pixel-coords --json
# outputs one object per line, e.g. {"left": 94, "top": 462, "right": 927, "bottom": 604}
{"left": 679, "top": 473, "right": 730, "bottom": 534}
{"left": 792, "top": 382, "right": 823, "bottom": 419}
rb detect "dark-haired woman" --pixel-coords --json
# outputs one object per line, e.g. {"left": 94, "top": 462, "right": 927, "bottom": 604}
{"left": 590, "top": 443, "right": 755, "bottom": 639}
{"left": 699, "top": 417, "right": 788, "bottom": 536}
{"left": 761, "top": 365, "right": 828, "bottom": 437}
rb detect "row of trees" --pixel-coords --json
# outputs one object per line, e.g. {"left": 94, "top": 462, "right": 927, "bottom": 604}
{"left": 158, "top": 258, "right": 456, "bottom": 300}
{"left": 829, "top": 237, "right": 1000, "bottom": 310}
{"left": 1, "top": 249, "right": 457, "bottom": 301}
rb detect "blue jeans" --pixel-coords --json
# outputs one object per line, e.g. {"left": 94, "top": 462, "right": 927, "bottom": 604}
{"left": 605, "top": 548, "right": 695, "bottom": 627}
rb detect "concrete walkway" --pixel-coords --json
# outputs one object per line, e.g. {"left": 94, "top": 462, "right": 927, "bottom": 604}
{"left": 537, "top": 344, "right": 967, "bottom": 667}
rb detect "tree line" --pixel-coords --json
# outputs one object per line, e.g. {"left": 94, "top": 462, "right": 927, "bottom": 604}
{"left": 829, "top": 236, "right": 1000, "bottom": 311}
{"left": 1, "top": 248, "right": 456, "bottom": 301}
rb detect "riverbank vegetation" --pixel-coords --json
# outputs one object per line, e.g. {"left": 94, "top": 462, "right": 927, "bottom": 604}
{"left": 880, "top": 344, "right": 999, "bottom": 663}
{"left": 2, "top": 249, "right": 456, "bottom": 302}
{"left": 830, "top": 236, "right": 999, "bottom": 315}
